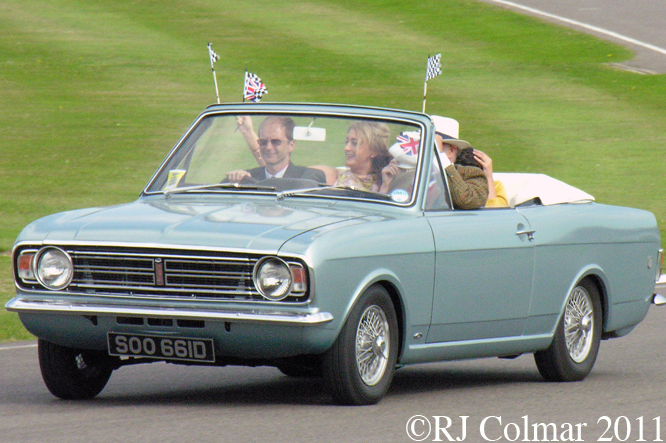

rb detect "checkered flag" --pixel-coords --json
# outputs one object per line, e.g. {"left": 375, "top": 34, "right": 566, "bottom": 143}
{"left": 426, "top": 53, "right": 441, "bottom": 81}
{"left": 422, "top": 53, "right": 442, "bottom": 112}
{"left": 243, "top": 72, "right": 268, "bottom": 102}
{"left": 208, "top": 44, "right": 219, "bottom": 65}
{"left": 207, "top": 43, "right": 221, "bottom": 103}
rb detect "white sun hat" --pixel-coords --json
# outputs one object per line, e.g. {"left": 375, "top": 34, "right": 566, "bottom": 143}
{"left": 431, "top": 115, "right": 471, "bottom": 150}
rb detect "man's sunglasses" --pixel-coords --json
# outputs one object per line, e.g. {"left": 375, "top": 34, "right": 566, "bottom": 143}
{"left": 258, "top": 138, "right": 287, "bottom": 148}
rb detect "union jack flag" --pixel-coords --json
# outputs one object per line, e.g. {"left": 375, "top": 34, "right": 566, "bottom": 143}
{"left": 243, "top": 72, "right": 268, "bottom": 102}
{"left": 425, "top": 53, "right": 441, "bottom": 81}
{"left": 396, "top": 133, "right": 419, "bottom": 156}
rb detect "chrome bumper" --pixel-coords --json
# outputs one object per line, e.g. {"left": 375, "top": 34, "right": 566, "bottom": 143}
{"left": 5, "top": 297, "right": 334, "bottom": 325}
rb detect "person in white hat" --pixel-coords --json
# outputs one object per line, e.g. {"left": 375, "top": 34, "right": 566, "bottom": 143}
{"left": 430, "top": 115, "right": 488, "bottom": 209}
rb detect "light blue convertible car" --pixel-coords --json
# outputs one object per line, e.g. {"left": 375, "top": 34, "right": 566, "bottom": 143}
{"left": 7, "top": 103, "right": 663, "bottom": 405}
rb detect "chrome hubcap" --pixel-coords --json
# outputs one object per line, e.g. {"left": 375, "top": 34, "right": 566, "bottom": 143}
{"left": 564, "top": 286, "right": 594, "bottom": 363}
{"left": 355, "top": 305, "right": 390, "bottom": 386}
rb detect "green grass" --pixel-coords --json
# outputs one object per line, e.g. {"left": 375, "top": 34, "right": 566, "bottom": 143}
{"left": 1, "top": 0, "right": 665, "bottom": 341}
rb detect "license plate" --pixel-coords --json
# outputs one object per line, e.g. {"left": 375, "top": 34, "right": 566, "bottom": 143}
{"left": 108, "top": 332, "right": 215, "bottom": 363}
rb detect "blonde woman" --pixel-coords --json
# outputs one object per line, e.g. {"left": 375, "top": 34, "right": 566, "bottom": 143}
{"left": 315, "top": 121, "right": 392, "bottom": 192}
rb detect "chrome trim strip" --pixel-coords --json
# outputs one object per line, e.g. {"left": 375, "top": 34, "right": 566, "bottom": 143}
{"left": 410, "top": 333, "right": 553, "bottom": 350}
{"left": 13, "top": 240, "right": 308, "bottom": 265}
{"left": 6, "top": 298, "right": 333, "bottom": 325}
{"left": 72, "top": 250, "right": 257, "bottom": 264}
{"left": 14, "top": 287, "right": 310, "bottom": 305}
{"left": 70, "top": 283, "right": 260, "bottom": 295}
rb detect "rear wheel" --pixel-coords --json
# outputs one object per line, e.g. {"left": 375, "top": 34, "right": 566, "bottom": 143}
{"left": 38, "top": 339, "right": 114, "bottom": 400}
{"left": 534, "top": 279, "right": 602, "bottom": 381}
{"left": 323, "top": 285, "right": 399, "bottom": 405}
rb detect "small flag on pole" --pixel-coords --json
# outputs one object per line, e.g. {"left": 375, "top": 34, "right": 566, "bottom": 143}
{"left": 208, "top": 45, "right": 219, "bottom": 65}
{"left": 207, "top": 43, "right": 221, "bottom": 104}
{"left": 422, "top": 53, "right": 442, "bottom": 113}
{"left": 425, "top": 53, "right": 442, "bottom": 81}
{"left": 243, "top": 71, "right": 268, "bottom": 102}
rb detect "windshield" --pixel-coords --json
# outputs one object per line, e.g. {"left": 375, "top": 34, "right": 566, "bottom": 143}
{"left": 145, "top": 112, "right": 424, "bottom": 204}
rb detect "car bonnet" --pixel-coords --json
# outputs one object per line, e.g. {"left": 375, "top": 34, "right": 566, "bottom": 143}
{"left": 18, "top": 199, "right": 374, "bottom": 253}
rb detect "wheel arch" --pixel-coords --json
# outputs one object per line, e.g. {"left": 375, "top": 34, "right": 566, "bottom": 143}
{"left": 338, "top": 269, "right": 407, "bottom": 361}
{"left": 568, "top": 267, "right": 610, "bottom": 332}
{"left": 375, "top": 280, "right": 406, "bottom": 361}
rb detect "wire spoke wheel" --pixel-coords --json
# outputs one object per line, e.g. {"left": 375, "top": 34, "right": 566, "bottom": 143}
{"left": 355, "top": 305, "right": 390, "bottom": 386}
{"left": 323, "top": 285, "right": 398, "bottom": 405}
{"left": 534, "top": 279, "right": 602, "bottom": 382}
{"left": 564, "top": 286, "right": 594, "bottom": 363}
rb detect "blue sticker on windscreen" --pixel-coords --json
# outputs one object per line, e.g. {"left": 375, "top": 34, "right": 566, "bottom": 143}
{"left": 390, "top": 189, "right": 409, "bottom": 203}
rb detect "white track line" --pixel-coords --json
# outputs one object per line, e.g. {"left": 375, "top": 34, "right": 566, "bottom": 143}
{"left": 484, "top": 0, "right": 666, "bottom": 56}
{"left": 0, "top": 343, "right": 37, "bottom": 351}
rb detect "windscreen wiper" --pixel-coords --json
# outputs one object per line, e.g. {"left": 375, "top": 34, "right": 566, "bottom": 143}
{"left": 277, "top": 185, "right": 335, "bottom": 200}
{"left": 277, "top": 185, "right": 391, "bottom": 201}
{"left": 164, "top": 183, "right": 275, "bottom": 196}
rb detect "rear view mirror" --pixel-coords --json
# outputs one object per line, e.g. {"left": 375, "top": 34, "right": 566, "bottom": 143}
{"left": 293, "top": 126, "right": 326, "bottom": 141}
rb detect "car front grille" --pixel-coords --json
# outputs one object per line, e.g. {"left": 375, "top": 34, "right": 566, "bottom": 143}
{"left": 18, "top": 246, "right": 308, "bottom": 303}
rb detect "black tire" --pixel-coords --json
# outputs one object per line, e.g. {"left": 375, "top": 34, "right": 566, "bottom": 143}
{"left": 534, "top": 279, "right": 602, "bottom": 382}
{"left": 323, "top": 285, "right": 399, "bottom": 405}
{"left": 38, "top": 339, "right": 114, "bottom": 400}
{"left": 276, "top": 363, "right": 320, "bottom": 378}
{"left": 276, "top": 356, "right": 322, "bottom": 377}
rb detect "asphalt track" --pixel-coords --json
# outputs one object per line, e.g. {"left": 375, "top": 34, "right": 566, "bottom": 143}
{"left": 2, "top": 295, "right": 665, "bottom": 442}
{"left": 480, "top": 0, "right": 666, "bottom": 74}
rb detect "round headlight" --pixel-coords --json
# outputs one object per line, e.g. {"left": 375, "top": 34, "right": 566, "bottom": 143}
{"left": 35, "top": 247, "right": 74, "bottom": 290}
{"left": 253, "top": 257, "right": 293, "bottom": 301}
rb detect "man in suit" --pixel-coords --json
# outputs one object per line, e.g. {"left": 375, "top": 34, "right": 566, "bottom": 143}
{"left": 226, "top": 116, "right": 326, "bottom": 184}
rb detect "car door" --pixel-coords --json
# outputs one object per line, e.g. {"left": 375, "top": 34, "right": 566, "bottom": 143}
{"left": 421, "top": 155, "right": 535, "bottom": 344}
{"left": 425, "top": 208, "right": 535, "bottom": 343}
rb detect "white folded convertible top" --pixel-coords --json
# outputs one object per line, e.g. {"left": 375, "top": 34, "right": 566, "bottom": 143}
{"left": 493, "top": 173, "right": 595, "bottom": 207}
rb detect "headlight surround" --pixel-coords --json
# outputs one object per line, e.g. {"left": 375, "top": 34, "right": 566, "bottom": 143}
{"left": 34, "top": 247, "right": 74, "bottom": 290}
{"left": 253, "top": 257, "right": 293, "bottom": 301}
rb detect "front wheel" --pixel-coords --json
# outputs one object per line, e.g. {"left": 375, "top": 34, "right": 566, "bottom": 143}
{"left": 534, "top": 279, "right": 602, "bottom": 382}
{"left": 276, "top": 356, "right": 322, "bottom": 377}
{"left": 323, "top": 285, "right": 399, "bottom": 405}
{"left": 38, "top": 339, "right": 115, "bottom": 399}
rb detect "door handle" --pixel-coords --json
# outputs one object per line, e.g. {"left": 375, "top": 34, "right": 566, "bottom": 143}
{"left": 516, "top": 229, "right": 535, "bottom": 241}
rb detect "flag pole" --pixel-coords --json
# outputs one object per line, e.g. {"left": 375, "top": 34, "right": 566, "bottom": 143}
{"left": 422, "top": 53, "right": 430, "bottom": 113}
{"left": 207, "top": 43, "right": 220, "bottom": 104}
{"left": 242, "top": 70, "right": 247, "bottom": 103}
{"left": 422, "top": 76, "right": 429, "bottom": 113}
{"left": 422, "top": 53, "right": 441, "bottom": 114}
{"left": 234, "top": 71, "right": 248, "bottom": 133}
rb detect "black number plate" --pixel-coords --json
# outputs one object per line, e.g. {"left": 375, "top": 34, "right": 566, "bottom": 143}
{"left": 108, "top": 332, "right": 215, "bottom": 363}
